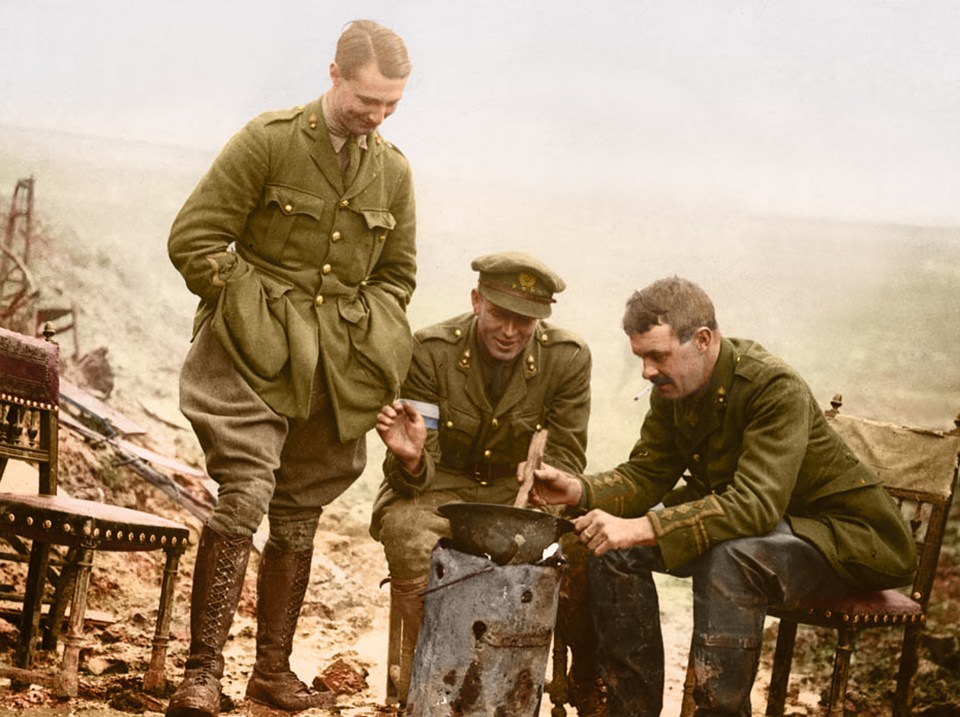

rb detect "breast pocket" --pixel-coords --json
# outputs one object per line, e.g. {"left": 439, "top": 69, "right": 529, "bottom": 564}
{"left": 500, "top": 411, "right": 543, "bottom": 462}
{"left": 437, "top": 404, "right": 482, "bottom": 472}
{"left": 358, "top": 208, "right": 396, "bottom": 274}
{"left": 251, "top": 185, "right": 326, "bottom": 262}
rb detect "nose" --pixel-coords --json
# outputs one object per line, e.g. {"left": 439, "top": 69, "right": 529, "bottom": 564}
{"left": 502, "top": 317, "right": 520, "bottom": 337}
{"left": 641, "top": 360, "right": 658, "bottom": 381}
{"left": 367, "top": 104, "right": 387, "bottom": 124}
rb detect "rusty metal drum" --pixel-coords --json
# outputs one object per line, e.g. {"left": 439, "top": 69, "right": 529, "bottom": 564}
{"left": 406, "top": 541, "right": 563, "bottom": 716}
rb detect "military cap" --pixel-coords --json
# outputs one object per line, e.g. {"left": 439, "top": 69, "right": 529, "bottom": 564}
{"left": 471, "top": 251, "right": 566, "bottom": 319}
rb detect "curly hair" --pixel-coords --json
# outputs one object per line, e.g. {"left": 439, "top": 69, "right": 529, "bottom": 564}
{"left": 622, "top": 277, "right": 718, "bottom": 343}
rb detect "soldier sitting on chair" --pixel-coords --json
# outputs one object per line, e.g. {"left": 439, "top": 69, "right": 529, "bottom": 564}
{"left": 370, "top": 251, "right": 606, "bottom": 714}
{"left": 525, "top": 276, "right": 918, "bottom": 717}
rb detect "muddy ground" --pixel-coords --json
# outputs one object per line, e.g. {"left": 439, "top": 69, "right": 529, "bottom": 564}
{"left": 0, "top": 128, "right": 958, "bottom": 714}
{"left": 0, "top": 403, "right": 958, "bottom": 717}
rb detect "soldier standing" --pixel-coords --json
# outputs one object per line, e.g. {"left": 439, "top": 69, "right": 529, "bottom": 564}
{"left": 166, "top": 20, "right": 416, "bottom": 717}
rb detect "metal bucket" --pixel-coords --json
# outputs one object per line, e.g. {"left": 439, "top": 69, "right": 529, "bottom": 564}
{"left": 406, "top": 543, "right": 562, "bottom": 716}
{"left": 438, "top": 503, "right": 574, "bottom": 565}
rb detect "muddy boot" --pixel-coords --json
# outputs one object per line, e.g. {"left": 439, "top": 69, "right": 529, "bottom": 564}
{"left": 559, "top": 537, "right": 608, "bottom": 717}
{"left": 167, "top": 526, "right": 252, "bottom": 717}
{"left": 388, "top": 575, "right": 428, "bottom": 705}
{"left": 244, "top": 543, "right": 334, "bottom": 711}
{"left": 569, "top": 671, "right": 608, "bottom": 717}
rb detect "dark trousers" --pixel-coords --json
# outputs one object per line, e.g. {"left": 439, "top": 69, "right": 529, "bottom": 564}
{"left": 588, "top": 520, "right": 853, "bottom": 717}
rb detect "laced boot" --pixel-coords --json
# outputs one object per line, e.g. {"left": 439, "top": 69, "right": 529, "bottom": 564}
{"left": 245, "top": 543, "right": 335, "bottom": 711}
{"left": 166, "top": 526, "right": 252, "bottom": 717}
{"left": 388, "top": 574, "right": 429, "bottom": 705}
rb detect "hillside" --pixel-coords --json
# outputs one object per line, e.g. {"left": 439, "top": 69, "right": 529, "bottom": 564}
{"left": 0, "top": 125, "right": 958, "bottom": 715}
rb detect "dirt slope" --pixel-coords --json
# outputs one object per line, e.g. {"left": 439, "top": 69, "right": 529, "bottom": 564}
{"left": 0, "top": 128, "right": 957, "bottom": 715}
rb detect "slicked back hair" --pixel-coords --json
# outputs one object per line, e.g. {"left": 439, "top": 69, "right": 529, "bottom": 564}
{"left": 335, "top": 19, "right": 412, "bottom": 80}
{"left": 622, "top": 277, "right": 718, "bottom": 343}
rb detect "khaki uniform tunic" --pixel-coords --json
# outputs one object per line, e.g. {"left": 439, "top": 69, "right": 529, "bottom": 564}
{"left": 169, "top": 98, "right": 417, "bottom": 442}
{"left": 580, "top": 337, "right": 916, "bottom": 590}
{"left": 370, "top": 313, "right": 591, "bottom": 566}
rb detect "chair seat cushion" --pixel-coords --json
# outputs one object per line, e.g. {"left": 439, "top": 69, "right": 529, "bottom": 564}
{"left": 770, "top": 588, "right": 923, "bottom": 626}
{"left": 816, "top": 589, "right": 922, "bottom": 616}
{"left": 0, "top": 492, "right": 190, "bottom": 551}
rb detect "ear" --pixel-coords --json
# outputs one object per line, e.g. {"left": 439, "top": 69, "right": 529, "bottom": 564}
{"left": 470, "top": 288, "right": 482, "bottom": 316}
{"left": 330, "top": 62, "right": 341, "bottom": 86}
{"left": 694, "top": 326, "right": 713, "bottom": 353}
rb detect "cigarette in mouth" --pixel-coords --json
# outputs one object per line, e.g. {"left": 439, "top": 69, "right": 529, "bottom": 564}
{"left": 634, "top": 385, "right": 654, "bottom": 401}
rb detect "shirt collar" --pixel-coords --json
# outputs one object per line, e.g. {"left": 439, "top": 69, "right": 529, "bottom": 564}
{"left": 320, "top": 94, "right": 368, "bottom": 153}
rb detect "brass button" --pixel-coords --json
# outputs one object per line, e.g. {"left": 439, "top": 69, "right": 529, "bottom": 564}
{"left": 693, "top": 453, "right": 701, "bottom": 462}
{"left": 315, "top": 295, "right": 325, "bottom": 306}
{"left": 379, "top": 233, "right": 386, "bottom": 242}
{"left": 535, "top": 424, "right": 542, "bottom": 431}
{"left": 446, "top": 420, "right": 454, "bottom": 429}
{"left": 340, "top": 199, "right": 349, "bottom": 208}
{"left": 284, "top": 203, "right": 293, "bottom": 213}
{"left": 331, "top": 231, "right": 342, "bottom": 242}
{"left": 454, "top": 328, "right": 462, "bottom": 337}
{"left": 540, "top": 333, "right": 549, "bottom": 343}
{"left": 483, "top": 449, "right": 492, "bottom": 458}
{"left": 322, "top": 264, "right": 332, "bottom": 274}
{"left": 491, "top": 418, "right": 499, "bottom": 429}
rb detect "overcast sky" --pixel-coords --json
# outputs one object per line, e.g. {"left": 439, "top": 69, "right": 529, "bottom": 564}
{"left": 2, "top": 0, "right": 959, "bottom": 225}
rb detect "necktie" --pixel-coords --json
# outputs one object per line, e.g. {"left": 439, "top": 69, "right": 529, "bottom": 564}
{"left": 341, "top": 137, "right": 360, "bottom": 187}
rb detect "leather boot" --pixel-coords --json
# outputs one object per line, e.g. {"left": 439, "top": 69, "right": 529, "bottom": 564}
{"left": 244, "top": 543, "right": 335, "bottom": 711}
{"left": 166, "top": 526, "right": 252, "bottom": 717}
{"left": 388, "top": 575, "right": 428, "bottom": 705}
{"left": 559, "top": 537, "right": 608, "bottom": 717}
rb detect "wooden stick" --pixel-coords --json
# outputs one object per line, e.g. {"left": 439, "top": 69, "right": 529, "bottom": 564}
{"left": 514, "top": 428, "right": 548, "bottom": 508}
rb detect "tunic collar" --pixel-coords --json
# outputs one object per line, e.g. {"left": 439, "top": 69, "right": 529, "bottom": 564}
{"left": 321, "top": 94, "right": 369, "bottom": 153}
{"left": 671, "top": 337, "right": 734, "bottom": 436}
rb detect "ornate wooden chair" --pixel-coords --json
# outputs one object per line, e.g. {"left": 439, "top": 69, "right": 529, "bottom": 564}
{"left": 0, "top": 325, "right": 191, "bottom": 697}
{"left": 677, "top": 398, "right": 960, "bottom": 717}
{"left": 763, "top": 400, "right": 960, "bottom": 717}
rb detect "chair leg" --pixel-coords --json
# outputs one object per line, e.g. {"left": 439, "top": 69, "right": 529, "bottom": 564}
{"left": 765, "top": 618, "right": 798, "bottom": 717}
{"left": 824, "top": 627, "right": 856, "bottom": 717}
{"left": 15, "top": 540, "right": 51, "bottom": 670}
{"left": 54, "top": 543, "right": 94, "bottom": 698}
{"left": 143, "top": 547, "right": 184, "bottom": 693}
{"left": 43, "top": 545, "right": 78, "bottom": 651}
{"left": 893, "top": 623, "right": 923, "bottom": 717}
{"left": 547, "top": 631, "right": 569, "bottom": 717}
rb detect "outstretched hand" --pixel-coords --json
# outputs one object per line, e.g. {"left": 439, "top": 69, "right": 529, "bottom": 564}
{"left": 375, "top": 400, "right": 427, "bottom": 473}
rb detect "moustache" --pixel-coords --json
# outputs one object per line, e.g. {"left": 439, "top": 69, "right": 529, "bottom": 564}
{"left": 634, "top": 377, "right": 673, "bottom": 400}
